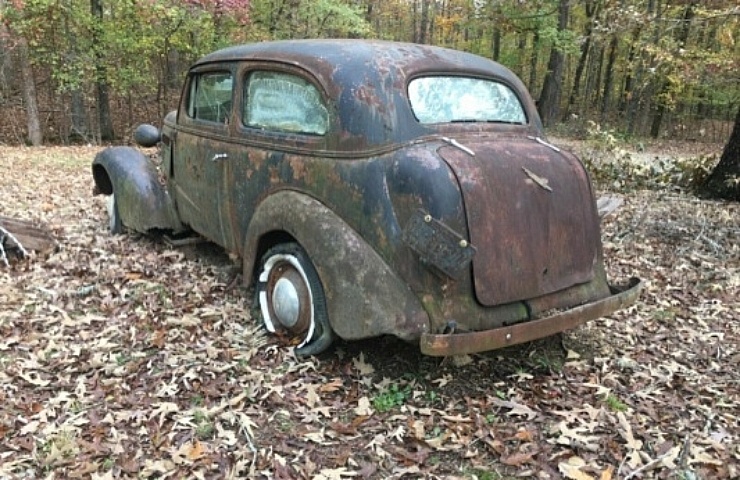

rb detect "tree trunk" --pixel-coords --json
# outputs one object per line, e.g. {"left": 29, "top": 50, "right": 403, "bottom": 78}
{"left": 700, "top": 106, "right": 740, "bottom": 201}
{"left": 91, "top": 0, "right": 115, "bottom": 141}
{"left": 649, "top": 0, "right": 696, "bottom": 139}
{"left": 515, "top": 32, "right": 527, "bottom": 78}
{"left": 587, "top": 43, "right": 603, "bottom": 111}
{"left": 565, "top": 0, "right": 599, "bottom": 119}
{"left": 419, "top": 0, "right": 430, "bottom": 44}
{"left": 70, "top": 89, "right": 88, "bottom": 143}
{"left": 600, "top": 35, "right": 618, "bottom": 122}
{"left": 537, "top": 0, "right": 569, "bottom": 126}
{"left": 492, "top": 27, "right": 501, "bottom": 61}
{"left": 566, "top": 33, "right": 591, "bottom": 119}
{"left": 619, "top": 26, "right": 642, "bottom": 113}
{"left": 18, "top": 36, "right": 42, "bottom": 146}
{"left": 528, "top": 32, "right": 539, "bottom": 93}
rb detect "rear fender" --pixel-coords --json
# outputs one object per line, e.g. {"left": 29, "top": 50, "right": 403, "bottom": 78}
{"left": 92, "top": 146, "right": 183, "bottom": 233}
{"left": 243, "top": 190, "right": 430, "bottom": 342}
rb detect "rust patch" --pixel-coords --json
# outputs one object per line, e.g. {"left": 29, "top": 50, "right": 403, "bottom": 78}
{"left": 438, "top": 137, "right": 599, "bottom": 306}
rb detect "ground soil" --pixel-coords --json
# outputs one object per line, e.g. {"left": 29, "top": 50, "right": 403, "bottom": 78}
{"left": 0, "top": 144, "right": 737, "bottom": 479}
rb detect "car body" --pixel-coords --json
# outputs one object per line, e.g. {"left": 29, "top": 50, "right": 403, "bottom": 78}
{"left": 92, "top": 39, "right": 641, "bottom": 357}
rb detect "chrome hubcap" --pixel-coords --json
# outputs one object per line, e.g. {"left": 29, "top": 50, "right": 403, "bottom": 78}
{"left": 259, "top": 252, "right": 317, "bottom": 348}
{"left": 272, "top": 277, "right": 300, "bottom": 328}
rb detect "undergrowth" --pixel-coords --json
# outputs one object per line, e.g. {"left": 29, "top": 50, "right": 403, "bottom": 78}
{"left": 579, "top": 122, "right": 718, "bottom": 193}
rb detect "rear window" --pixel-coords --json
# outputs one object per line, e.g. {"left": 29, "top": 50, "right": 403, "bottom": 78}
{"left": 408, "top": 76, "right": 526, "bottom": 125}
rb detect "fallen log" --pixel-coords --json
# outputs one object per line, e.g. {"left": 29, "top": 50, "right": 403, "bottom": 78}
{"left": 0, "top": 215, "right": 58, "bottom": 266}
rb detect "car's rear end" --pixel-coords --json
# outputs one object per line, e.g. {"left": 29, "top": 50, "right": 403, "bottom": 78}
{"left": 395, "top": 134, "right": 641, "bottom": 356}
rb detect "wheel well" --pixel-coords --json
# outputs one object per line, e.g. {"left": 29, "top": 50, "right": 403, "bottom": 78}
{"left": 253, "top": 230, "right": 297, "bottom": 279}
{"left": 92, "top": 164, "right": 113, "bottom": 195}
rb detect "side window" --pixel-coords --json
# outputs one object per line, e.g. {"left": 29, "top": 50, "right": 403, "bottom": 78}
{"left": 187, "top": 71, "right": 233, "bottom": 124}
{"left": 244, "top": 71, "right": 328, "bottom": 135}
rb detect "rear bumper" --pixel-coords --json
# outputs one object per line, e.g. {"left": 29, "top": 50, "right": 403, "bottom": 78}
{"left": 420, "top": 277, "right": 641, "bottom": 356}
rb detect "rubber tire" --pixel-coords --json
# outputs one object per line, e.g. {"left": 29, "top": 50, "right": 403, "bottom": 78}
{"left": 107, "top": 194, "right": 123, "bottom": 235}
{"left": 257, "top": 242, "right": 333, "bottom": 357}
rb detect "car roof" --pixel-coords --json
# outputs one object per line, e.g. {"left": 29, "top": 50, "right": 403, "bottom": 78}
{"left": 192, "top": 40, "right": 541, "bottom": 151}
{"left": 195, "top": 39, "right": 519, "bottom": 83}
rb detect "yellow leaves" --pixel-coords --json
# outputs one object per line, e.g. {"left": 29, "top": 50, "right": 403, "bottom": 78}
{"left": 171, "top": 439, "right": 208, "bottom": 465}
{"left": 17, "top": 371, "right": 50, "bottom": 387}
{"left": 185, "top": 440, "right": 207, "bottom": 460}
{"left": 617, "top": 412, "right": 643, "bottom": 452}
{"left": 353, "top": 396, "right": 374, "bottom": 416}
{"left": 141, "top": 458, "right": 177, "bottom": 477}
{"left": 409, "top": 419, "right": 425, "bottom": 440}
{"left": 305, "top": 383, "right": 320, "bottom": 409}
{"left": 351, "top": 353, "right": 375, "bottom": 376}
{"left": 150, "top": 328, "right": 166, "bottom": 348}
{"left": 150, "top": 402, "right": 180, "bottom": 427}
{"left": 314, "top": 467, "right": 358, "bottom": 480}
{"left": 717, "top": 24, "right": 735, "bottom": 48}
{"left": 558, "top": 456, "right": 595, "bottom": 480}
{"left": 19, "top": 420, "right": 41, "bottom": 435}
{"left": 558, "top": 457, "right": 616, "bottom": 480}
{"left": 431, "top": 374, "right": 452, "bottom": 387}
{"left": 68, "top": 461, "right": 99, "bottom": 478}
{"left": 489, "top": 397, "right": 539, "bottom": 420}
{"left": 514, "top": 429, "right": 534, "bottom": 442}
{"left": 319, "top": 377, "right": 344, "bottom": 393}
{"left": 501, "top": 450, "right": 536, "bottom": 467}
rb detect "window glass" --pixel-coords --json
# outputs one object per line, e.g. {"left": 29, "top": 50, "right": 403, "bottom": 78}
{"left": 408, "top": 76, "right": 526, "bottom": 125}
{"left": 187, "top": 72, "right": 233, "bottom": 123}
{"left": 244, "top": 71, "right": 328, "bottom": 135}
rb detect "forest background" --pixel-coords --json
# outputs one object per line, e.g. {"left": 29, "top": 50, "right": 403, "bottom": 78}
{"left": 0, "top": 0, "right": 738, "bottom": 150}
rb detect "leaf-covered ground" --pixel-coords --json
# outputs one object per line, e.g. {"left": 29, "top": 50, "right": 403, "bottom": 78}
{"left": 1, "top": 146, "right": 738, "bottom": 480}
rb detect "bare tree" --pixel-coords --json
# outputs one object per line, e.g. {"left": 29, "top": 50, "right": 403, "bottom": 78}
{"left": 18, "top": 35, "right": 42, "bottom": 146}
{"left": 91, "top": 0, "right": 114, "bottom": 141}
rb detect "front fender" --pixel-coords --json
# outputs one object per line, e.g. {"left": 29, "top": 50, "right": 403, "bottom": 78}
{"left": 243, "top": 190, "right": 430, "bottom": 342}
{"left": 92, "top": 146, "right": 183, "bottom": 233}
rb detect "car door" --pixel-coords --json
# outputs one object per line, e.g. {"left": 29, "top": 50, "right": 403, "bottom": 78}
{"left": 221, "top": 67, "right": 331, "bottom": 253}
{"left": 173, "top": 66, "right": 235, "bottom": 246}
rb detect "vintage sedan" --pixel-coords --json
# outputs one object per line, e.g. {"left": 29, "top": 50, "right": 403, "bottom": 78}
{"left": 92, "top": 39, "right": 641, "bottom": 357}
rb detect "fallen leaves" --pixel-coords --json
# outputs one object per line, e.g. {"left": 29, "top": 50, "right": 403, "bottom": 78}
{"left": 0, "top": 146, "right": 738, "bottom": 478}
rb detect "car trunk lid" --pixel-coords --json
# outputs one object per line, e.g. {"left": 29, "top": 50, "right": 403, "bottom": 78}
{"left": 438, "top": 136, "right": 600, "bottom": 307}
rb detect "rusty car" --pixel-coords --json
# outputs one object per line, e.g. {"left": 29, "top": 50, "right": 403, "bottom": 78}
{"left": 92, "top": 39, "right": 641, "bottom": 357}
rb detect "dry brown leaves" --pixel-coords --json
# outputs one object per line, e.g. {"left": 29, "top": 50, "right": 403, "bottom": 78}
{"left": 0, "top": 146, "right": 738, "bottom": 479}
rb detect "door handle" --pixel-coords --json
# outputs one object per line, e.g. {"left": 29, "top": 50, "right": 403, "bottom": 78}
{"left": 211, "top": 153, "right": 228, "bottom": 162}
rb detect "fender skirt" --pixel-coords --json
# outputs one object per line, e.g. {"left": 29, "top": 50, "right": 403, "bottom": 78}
{"left": 243, "top": 191, "right": 430, "bottom": 342}
{"left": 92, "top": 147, "right": 183, "bottom": 233}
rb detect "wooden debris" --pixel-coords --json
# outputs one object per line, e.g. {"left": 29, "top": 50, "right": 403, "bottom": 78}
{"left": 0, "top": 215, "right": 58, "bottom": 266}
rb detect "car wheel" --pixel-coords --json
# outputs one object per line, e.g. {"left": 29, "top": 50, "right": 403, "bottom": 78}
{"left": 107, "top": 194, "right": 123, "bottom": 235}
{"left": 257, "top": 242, "right": 333, "bottom": 357}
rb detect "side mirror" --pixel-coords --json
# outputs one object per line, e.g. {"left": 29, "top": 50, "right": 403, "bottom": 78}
{"left": 133, "top": 124, "right": 162, "bottom": 148}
